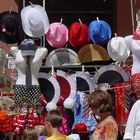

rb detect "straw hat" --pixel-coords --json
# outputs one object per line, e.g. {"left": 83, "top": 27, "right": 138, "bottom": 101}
{"left": 45, "top": 48, "right": 79, "bottom": 67}
{"left": 77, "top": 44, "right": 110, "bottom": 64}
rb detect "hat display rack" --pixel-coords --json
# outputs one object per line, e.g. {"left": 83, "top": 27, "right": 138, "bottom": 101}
{"left": 0, "top": 0, "right": 137, "bottom": 139}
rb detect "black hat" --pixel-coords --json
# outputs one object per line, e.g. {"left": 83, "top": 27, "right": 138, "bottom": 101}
{"left": 0, "top": 11, "right": 24, "bottom": 44}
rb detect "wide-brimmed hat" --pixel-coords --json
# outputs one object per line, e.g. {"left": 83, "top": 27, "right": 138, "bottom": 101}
{"left": 68, "top": 22, "right": 90, "bottom": 48}
{"left": 38, "top": 72, "right": 60, "bottom": 108}
{"left": 73, "top": 123, "right": 90, "bottom": 134}
{"left": 93, "top": 64, "right": 129, "bottom": 85}
{"left": 107, "top": 37, "right": 130, "bottom": 62}
{"left": 78, "top": 44, "right": 110, "bottom": 64}
{"left": 46, "top": 22, "right": 68, "bottom": 48}
{"left": 20, "top": 39, "right": 37, "bottom": 56}
{"left": 21, "top": 4, "right": 49, "bottom": 38}
{"left": 0, "top": 11, "right": 24, "bottom": 44}
{"left": 89, "top": 20, "right": 112, "bottom": 45}
{"left": 45, "top": 48, "right": 79, "bottom": 67}
{"left": 56, "top": 70, "right": 76, "bottom": 108}
{"left": 75, "top": 71, "right": 96, "bottom": 94}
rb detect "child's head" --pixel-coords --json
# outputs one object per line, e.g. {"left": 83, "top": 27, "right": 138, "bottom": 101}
{"left": 88, "top": 89, "right": 112, "bottom": 115}
{"left": 46, "top": 109, "right": 62, "bottom": 128}
{"left": 45, "top": 109, "right": 62, "bottom": 136}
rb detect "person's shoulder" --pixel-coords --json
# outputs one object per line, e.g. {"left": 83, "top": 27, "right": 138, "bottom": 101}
{"left": 46, "top": 136, "right": 53, "bottom": 140}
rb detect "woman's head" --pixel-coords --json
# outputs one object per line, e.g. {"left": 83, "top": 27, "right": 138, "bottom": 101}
{"left": 88, "top": 90, "right": 112, "bottom": 115}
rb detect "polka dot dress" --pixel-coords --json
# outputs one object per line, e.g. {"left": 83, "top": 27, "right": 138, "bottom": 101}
{"left": 13, "top": 85, "right": 41, "bottom": 106}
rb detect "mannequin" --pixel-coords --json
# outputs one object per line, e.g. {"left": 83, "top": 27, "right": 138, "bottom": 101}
{"left": 124, "top": 9, "right": 140, "bottom": 96}
{"left": 123, "top": 9, "right": 140, "bottom": 140}
{"left": 11, "top": 39, "right": 48, "bottom": 106}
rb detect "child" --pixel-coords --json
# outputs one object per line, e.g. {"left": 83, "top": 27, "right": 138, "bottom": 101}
{"left": 45, "top": 109, "right": 69, "bottom": 140}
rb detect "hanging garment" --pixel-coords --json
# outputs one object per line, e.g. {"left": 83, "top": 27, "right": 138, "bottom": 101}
{"left": 114, "top": 82, "right": 131, "bottom": 134}
{"left": 73, "top": 91, "right": 97, "bottom": 133}
{"left": 131, "top": 73, "right": 140, "bottom": 95}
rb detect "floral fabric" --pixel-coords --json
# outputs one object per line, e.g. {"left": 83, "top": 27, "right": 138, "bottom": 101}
{"left": 92, "top": 116, "right": 118, "bottom": 140}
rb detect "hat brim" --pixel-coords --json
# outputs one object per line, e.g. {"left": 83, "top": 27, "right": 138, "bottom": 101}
{"left": 38, "top": 72, "right": 60, "bottom": 103}
{"left": 45, "top": 48, "right": 79, "bottom": 67}
{"left": 93, "top": 64, "right": 129, "bottom": 85}
{"left": 21, "top": 5, "right": 49, "bottom": 38}
{"left": 0, "top": 11, "right": 24, "bottom": 44}
{"left": 57, "top": 70, "right": 76, "bottom": 100}
{"left": 75, "top": 71, "right": 96, "bottom": 94}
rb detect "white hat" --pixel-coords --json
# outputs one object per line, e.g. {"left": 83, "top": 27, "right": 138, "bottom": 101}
{"left": 107, "top": 37, "right": 130, "bottom": 62}
{"left": 21, "top": 4, "right": 49, "bottom": 38}
{"left": 68, "top": 134, "right": 80, "bottom": 140}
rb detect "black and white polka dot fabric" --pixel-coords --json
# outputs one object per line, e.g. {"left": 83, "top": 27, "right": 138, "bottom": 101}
{"left": 13, "top": 85, "right": 41, "bottom": 106}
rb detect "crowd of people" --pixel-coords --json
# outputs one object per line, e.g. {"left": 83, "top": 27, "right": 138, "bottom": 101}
{"left": 9, "top": 89, "right": 119, "bottom": 140}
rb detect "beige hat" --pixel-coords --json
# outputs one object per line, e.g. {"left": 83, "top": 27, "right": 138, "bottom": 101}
{"left": 78, "top": 44, "right": 110, "bottom": 64}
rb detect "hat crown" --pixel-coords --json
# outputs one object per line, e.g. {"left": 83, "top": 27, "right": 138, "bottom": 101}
{"left": 74, "top": 123, "right": 88, "bottom": 132}
{"left": 46, "top": 22, "right": 68, "bottom": 48}
{"left": 51, "top": 26, "right": 64, "bottom": 41}
{"left": 28, "top": 11, "right": 43, "bottom": 31}
{"left": 111, "top": 38, "right": 127, "bottom": 56}
{"left": 3, "top": 17, "right": 17, "bottom": 31}
{"left": 89, "top": 20, "right": 111, "bottom": 45}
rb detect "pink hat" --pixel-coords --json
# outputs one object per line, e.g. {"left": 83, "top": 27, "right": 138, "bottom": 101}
{"left": 46, "top": 22, "right": 68, "bottom": 48}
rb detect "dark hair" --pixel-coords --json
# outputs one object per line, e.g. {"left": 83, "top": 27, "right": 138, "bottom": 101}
{"left": 88, "top": 90, "right": 112, "bottom": 113}
{"left": 46, "top": 110, "right": 62, "bottom": 128}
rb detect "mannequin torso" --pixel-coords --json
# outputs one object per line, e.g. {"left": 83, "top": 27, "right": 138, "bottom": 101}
{"left": 125, "top": 35, "right": 140, "bottom": 75}
{"left": 11, "top": 46, "right": 48, "bottom": 85}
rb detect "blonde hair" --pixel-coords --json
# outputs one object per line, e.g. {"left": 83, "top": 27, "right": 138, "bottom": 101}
{"left": 88, "top": 90, "right": 112, "bottom": 113}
